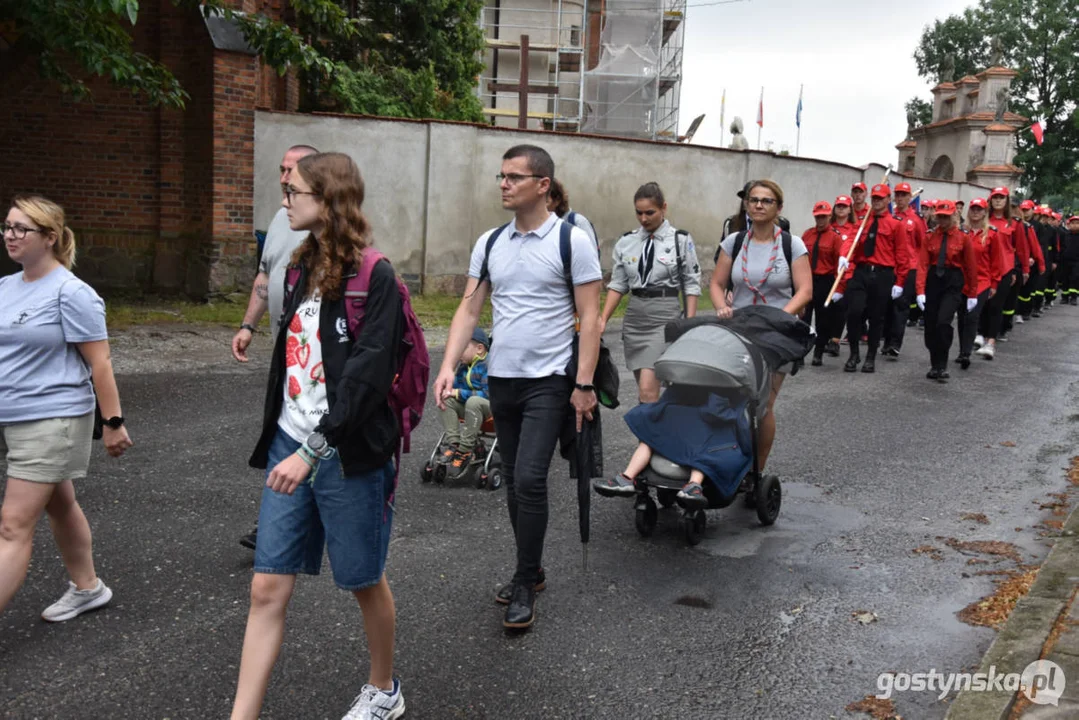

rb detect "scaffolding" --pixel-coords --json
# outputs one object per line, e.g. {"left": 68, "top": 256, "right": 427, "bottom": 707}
{"left": 478, "top": 1, "right": 590, "bottom": 133}
{"left": 478, "top": 0, "right": 685, "bottom": 141}
{"left": 580, "top": 0, "right": 685, "bottom": 141}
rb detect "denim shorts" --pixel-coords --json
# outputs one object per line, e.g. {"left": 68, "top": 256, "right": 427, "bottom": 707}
{"left": 254, "top": 427, "right": 395, "bottom": 590}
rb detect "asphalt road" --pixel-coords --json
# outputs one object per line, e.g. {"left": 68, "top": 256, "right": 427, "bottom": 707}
{"left": 3, "top": 308, "right": 1079, "bottom": 720}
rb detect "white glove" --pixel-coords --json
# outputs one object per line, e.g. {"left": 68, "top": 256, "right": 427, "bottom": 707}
{"left": 831, "top": 292, "right": 844, "bottom": 303}
{"left": 891, "top": 285, "right": 904, "bottom": 300}
{"left": 836, "top": 256, "right": 850, "bottom": 274}
{"left": 966, "top": 297, "right": 978, "bottom": 312}
{"left": 916, "top": 294, "right": 926, "bottom": 311}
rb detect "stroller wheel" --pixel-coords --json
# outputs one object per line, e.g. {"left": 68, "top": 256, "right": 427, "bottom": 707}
{"left": 755, "top": 475, "right": 781, "bottom": 526}
{"left": 635, "top": 497, "right": 658, "bottom": 537}
{"left": 434, "top": 464, "right": 448, "bottom": 484}
{"left": 656, "top": 488, "right": 678, "bottom": 509}
{"left": 486, "top": 468, "right": 503, "bottom": 491}
{"left": 682, "top": 509, "right": 706, "bottom": 546}
{"left": 421, "top": 463, "right": 434, "bottom": 483}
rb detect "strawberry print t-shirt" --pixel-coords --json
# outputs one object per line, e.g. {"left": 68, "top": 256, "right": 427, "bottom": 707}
{"left": 278, "top": 294, "right": 328, "bottom": 443}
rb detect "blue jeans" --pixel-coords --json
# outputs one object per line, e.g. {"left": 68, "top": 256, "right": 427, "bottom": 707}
{"left": 254, "top": 427, "right": 395, "bottom": 590}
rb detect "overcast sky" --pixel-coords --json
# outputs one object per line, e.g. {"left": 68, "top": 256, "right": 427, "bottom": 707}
{"left": 678, "top": 0, "right": 975, "bottom": 167}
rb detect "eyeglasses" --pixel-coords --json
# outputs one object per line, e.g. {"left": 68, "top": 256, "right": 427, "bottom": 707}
{"left": 746, "top": 197, "right": 777, "bottom": 207}
{"left": 1, "top": 223, "right": 45, "bottom": 240}
{"left": 283, "top": 187, "right": 319, "bottom": 204}
{"left": 496, "top": 173, "right": 543, "bottom": 185}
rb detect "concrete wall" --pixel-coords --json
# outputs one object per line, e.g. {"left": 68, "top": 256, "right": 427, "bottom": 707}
{"left": 255, "top": 111, "right": 994, "bottom": 293}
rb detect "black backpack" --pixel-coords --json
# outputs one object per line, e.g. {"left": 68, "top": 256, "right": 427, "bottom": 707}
{"left": 722, "top": 230, "right": 795, "bottom": 293}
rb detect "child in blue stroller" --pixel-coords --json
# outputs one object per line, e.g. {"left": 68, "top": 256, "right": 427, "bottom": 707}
{"left": 594, "top": 316, "right": 805, "bottom": 545}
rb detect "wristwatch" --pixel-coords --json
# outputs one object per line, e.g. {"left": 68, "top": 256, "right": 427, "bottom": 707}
{"left": 240, "top": 323, "right": 257, "bottom": 333}
{"left": 305, "top": 431, "right": 330, "bottom": 458}
{"left": 574, "top": 383, "right": 595, "bottom": 392}
{"left": 104, "top": 416, "right": 125, "bottom": 430}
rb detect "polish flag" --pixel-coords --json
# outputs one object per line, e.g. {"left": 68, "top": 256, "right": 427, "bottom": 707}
{"left": 1030, "top": 121, "right": 1045, "bottom": 146}
{"left": 757, "top": 87, "right": 764, "bottom": 128}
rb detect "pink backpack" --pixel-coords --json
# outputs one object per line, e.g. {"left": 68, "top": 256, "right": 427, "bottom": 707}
{"left": 284, "top": 248, "right": 429, "bottom": 468}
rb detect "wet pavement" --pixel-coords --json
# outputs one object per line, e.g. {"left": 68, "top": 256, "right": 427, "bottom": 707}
{"left": 2, "top": 309, "right": 1079, "bottom": 719}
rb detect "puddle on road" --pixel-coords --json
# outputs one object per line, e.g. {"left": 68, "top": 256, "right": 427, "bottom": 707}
{"left": 673, "top": 595, "right": 713, "bottom": 609}
{"left": 693, "top": 482, "right": 866, "bottom": 560}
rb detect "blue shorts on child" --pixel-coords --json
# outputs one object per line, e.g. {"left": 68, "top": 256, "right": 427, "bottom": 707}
{"left": 254, "top": 427, "right": 395, "bottom": 590}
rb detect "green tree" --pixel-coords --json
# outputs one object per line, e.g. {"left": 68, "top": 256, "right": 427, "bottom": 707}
{"left": 0, "top": 1, "right": 355, "bottom": 108}
{"left": 305, "top": 0, "right": 486, "bottom": 122}
{"left": 905, "top": 97, "right": 933, "bottom": 128}
{"left": 913, "top": 0, "right": 1078, "bottom": 197}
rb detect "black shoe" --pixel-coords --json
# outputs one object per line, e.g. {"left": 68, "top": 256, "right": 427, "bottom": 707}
{"left": 937, "top": 370, "right": 950, "bottom": 382}
{"left": 496, "top": 568, "right": 546, "bottom": 605}
{"left": 844, "top": 355, "right": 860, "bottom": 372}
{"left": 926, "top": 368, "right": 941, "bottom": 380}
{"left": 1032, "top": 310, "right": 1042, "bottom": 318}
{"left": 906, "top": 319, "right": 917, "bottom": 327}
{"left": 958, "top": 354, "right": 971, "bottom": 370}
{"left": 503, "top": 583, "right": 537, "bottom": 630}
{"left": 882, "top": 346, "right": 900, "bottom": 359}
{"left": 824, "top": 340, "right": 840, "bottom": 357}
{"left": 1071, "top": 298, "right": 1078, "bottom": 306}
{"left": 811, "top": 354, "right": 823, "bottom": 367}
{"left": 239, "top": 528, "right": 258, "bottom": 550}
{"left": 861, "top": 357, "right": 876, "bottom": 373}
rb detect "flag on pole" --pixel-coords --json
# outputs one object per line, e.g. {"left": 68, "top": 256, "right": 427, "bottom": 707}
{"left": 1030, "top": 121, "right": 1045, "bottom": 146}
{"left": 757, "top": 87, "right": 764, "bottom": 128}
{"left": 796, "top": 85, "right": 803, "bottom": 128}
{"left": 720, "top": 88, "right": 726, "bottom": 128}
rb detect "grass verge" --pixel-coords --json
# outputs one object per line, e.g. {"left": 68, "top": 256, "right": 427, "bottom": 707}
{"left": 104, "top": 291, "right": 719, "bottom": 331}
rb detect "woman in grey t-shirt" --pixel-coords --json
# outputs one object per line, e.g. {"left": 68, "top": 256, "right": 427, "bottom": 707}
{"left": 0, "top": 195, "right": 133, "bottom": 623}
{"left": 708, "top": 180, "right": 812, "bottom": 482}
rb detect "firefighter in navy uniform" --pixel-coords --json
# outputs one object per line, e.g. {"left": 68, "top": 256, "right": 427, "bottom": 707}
{"left": 1061, "top": 216, "right": 1079, "bottom": 306}
{"left": 1016, "top": 203, "right": 1045, "bottom": 322}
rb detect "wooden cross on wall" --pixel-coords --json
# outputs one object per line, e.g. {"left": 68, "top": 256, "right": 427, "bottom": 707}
{"left": 487, "top": 35, "right": 560, "bottom": 129}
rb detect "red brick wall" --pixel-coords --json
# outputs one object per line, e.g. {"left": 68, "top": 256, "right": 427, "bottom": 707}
{"left": 0, "top": 0, "right": 298, "bottom": 295}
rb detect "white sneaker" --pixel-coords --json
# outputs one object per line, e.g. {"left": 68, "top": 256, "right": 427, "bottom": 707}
{"left": 976, "top": 344, "right": 995, "bottom": 360}
{"left": 974, "top": 334, "right": 985, "bottom": 349}
{"left": 343, "top": 679, "right": 405, "bottom": 720}
{"left": 41, "top": 579, "right": 112, "bottom": 622}
{"left": 1015, "top": 315, "right": 1025, "bottom": 324}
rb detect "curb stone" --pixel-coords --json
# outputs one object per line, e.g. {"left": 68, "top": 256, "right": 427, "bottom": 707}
{"left": 945, "top": 502, "right": 1079, "bottom": 719}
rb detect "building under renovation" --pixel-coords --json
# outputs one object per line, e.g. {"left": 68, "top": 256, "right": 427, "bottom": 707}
{"left": 479, "top": 0, "right": 686, "bottom": 141}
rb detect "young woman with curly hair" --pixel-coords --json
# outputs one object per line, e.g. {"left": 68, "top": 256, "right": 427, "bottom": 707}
{"left": 232, "top": 152, "right": 406, "bottom": 720}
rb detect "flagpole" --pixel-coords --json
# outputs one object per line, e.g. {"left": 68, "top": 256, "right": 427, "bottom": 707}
{"left": 757, "top": 86, "right": 763, "bottom": 150}
{"left": 719, "top": 88, "right": 726, "bottom": 148}
{"left": 796, "top": 84, "right": 803, "bottom": 156}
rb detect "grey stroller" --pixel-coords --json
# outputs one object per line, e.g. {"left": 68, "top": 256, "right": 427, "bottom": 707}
{"left": 631, "top": 311, "right": 813, "bottom": 545}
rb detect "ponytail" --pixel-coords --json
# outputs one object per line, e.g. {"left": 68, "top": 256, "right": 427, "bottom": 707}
{"left": 55, "top": 226, "right": 77, "bottom": 269}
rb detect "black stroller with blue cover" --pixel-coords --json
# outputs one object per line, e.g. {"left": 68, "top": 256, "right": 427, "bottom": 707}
{"left": 626, "top": 308, "right": 814, "bottom": 545}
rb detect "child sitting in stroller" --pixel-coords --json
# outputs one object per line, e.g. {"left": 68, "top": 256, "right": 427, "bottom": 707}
{"left": 436, "top": 327, "right": 492, "bottom": 480}
{"left": 593, "top": 384, "right": 752, "bottom": 509}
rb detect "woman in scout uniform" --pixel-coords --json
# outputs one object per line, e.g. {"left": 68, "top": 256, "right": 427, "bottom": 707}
{"left": 598, "top": 182, "right": 701, "bottom": 408}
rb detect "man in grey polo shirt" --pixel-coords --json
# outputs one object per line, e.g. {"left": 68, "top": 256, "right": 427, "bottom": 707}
{"left": 435, "top": 144, "right": 602, "bottom": 631}
{"left": 231, "top": 143, "right": 316, "bottom": 550}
